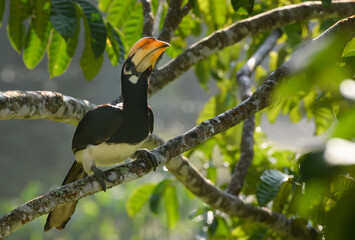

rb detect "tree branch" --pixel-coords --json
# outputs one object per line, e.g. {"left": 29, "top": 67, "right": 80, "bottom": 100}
{"left": 1, "top": 4, "right": 352, "bottom": 125}
{"left": 152, "top": 0, "right": 164, "bottom": 36}
{"left": 237, "top": 29, "right": 282, "bottom": 100}
{"left": 157, "top": 0, "right": 192, "bottom": 42}
{"left": 226, "top": 29, "right": 282, "bottom": 196}
{"left": 1, "top": 14, "right": 354, "bottom": 240}
{"left": 149, "top": 1, "right": 355, "bottom": 97}
{"left": 141, "top": 0, "right": 155, "bottom": 37}
{"left": 0, "top": 135, "right": 317, "bottom": 240}
{"left": 0, "top": 91, "right": 94, "bottom": 125}
{"left": 165, "top": 156, "right": 318, "bottom": 239}
{"left": 146, "top": 135, "right": 318, "bottom": 239}
{"left": 150, "top": 12, "right": 355, "bottom": 167}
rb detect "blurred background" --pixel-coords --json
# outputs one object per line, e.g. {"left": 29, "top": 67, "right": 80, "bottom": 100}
{"left": 0, "top": 1, "right": 329, "bottom": 239}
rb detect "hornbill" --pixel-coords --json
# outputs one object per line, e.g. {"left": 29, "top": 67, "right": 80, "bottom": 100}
{"left": 44, "top": 37, "right": 170, "bottom": 231}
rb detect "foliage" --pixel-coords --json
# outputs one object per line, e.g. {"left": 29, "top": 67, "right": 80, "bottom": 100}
{"left": 0, "top": 179, "right": 200, "bottom": 239}
{"left": 4, "top": 0, "right": 125, "bottom": 80}
{"left": 1, "top": 0, "right": 355, "bottom": 239}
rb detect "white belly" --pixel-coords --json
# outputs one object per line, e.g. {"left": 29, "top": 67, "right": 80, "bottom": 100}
{"left": 74, "top": 140, "right": 146, "bottom": 174}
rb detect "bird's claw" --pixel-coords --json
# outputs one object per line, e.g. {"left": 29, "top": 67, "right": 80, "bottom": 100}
{"left": 91, "top": 166, "right": 113, "bottom": 191}
{"left": 133, "top": 149, "right": 158, "bottom": 171}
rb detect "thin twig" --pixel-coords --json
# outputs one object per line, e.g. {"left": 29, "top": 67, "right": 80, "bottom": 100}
{"left": 226, "top": 29, "right": 282, "bottom": 196}
{"left": 141, "top": 0, "right": 155, "bottom": 37}
{"left": 153, "top": 0, "right": 164, "bottom": 36}
{"left": 157, "top": 0, "right": 192, "bottom": 42}
{"left": 238, "top": 29, "right": 283, "bottom": 100}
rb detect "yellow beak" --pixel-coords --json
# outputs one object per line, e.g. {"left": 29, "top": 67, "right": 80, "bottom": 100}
{"left": 128, "top": 37, "right": 170, "bottom": 73}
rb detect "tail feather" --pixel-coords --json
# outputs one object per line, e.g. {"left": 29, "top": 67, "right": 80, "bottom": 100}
{"left": 44, "top": 161, "right": 87, "bottom": 231}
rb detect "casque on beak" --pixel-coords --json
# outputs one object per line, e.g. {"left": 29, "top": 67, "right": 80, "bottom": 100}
{"left": 128, "top": 37, "right": 170, "bottom": 73}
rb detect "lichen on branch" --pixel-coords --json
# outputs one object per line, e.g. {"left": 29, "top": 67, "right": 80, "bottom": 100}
{"left": 0, "top": 91, "right": 94, "bottom": 125}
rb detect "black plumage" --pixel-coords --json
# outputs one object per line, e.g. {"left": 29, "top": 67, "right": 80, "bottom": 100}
{"left": 45, "top": 37, "right": 169, "bottom": 231}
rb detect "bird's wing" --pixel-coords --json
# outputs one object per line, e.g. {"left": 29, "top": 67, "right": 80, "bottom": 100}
{"left": 72, "top": 104, "right": 124, "bottom": 152}
{"left": 148, "top": 105, "right": 154, "bottom": 134}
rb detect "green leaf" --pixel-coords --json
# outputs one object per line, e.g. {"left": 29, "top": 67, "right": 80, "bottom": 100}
{"left": 99, "top": 0, "right": 136, "bottom": 29}
{"left": 75, "top": 0, "right": 107, "bottom": 58}
{"left": 79, "top": 1, "right": 104, "bottom": 80}
{"left": 342, "top": 37, "right": 355, "bottom": 57}
{"left": 209, "top": 213, "right": 218, "bottom": 234}
{"left": 198, "top": 0, "right": 226, "bottom": 30}
{"left": 289, "top": 101, "right": 301, "bottom": 123}
{"left": 188, "top": 0, "right": 197, "bottom": 9}
{"left": 0, "top": 0, "right": 5, "bottom": 29}
{"left": 126, "top": 183, "right": 156, "bottom": 217}
{"left": 247, "top": 0, "right": 254, "bottom": 15}
{"left": 257, "top": 170, "right": 289, "bottom": 206}
{"left": 331, "top": 175, "right": 354, "bottom": 200}
{"left": 105, "top": 22, "right": 125, "bottom": 66}
{"left": 321, "top": 0, "right": 332, "bottom": 8}
{"left": 272, "top": 181, "right": 292, "bottom": 213}
{"left": 97, "top": 0, "right": 112, "bottom": 13}
{"left": 231, "top": 0, "right": 238, "bottom": 12}
{"left": 249, "top": 227, "right": 268, "bottom": 240}
{"left": 149, "top": 179, "right": 171, "bottom": 215}
{"left": 177, "top": 13, "right": 202, "bottom": 38}
{"left": 195, "top": 60, "right": 210, "bottom": 90}
{"left": 314, "top": 105, "right": 334, "bottom": 135}
{"left": 210, "top": 0, "right": 227, "bottom": 28}
{"left": 197, "top": 80, "right": 238, "bottom": 133}
{"left": 268, "top": 51, "right": 278, "bottom": 72}
{"left": 164, "top": 185, "right": 179, "bottom": 229}
{"left": 50, "top": 0, "right": 78, "bottom": 39}
{"left": 23, "top": 0, "right": 52, "bottom": 69}
{"left": 303, "top": 90, "right": 317, "bottom": 120}
{"left": 332, "top": 110, "right": 355, "bottom": 140}
{"left": 80, "top": 31, "right": 104, "bottom": 80}
{"left": 212, "top": 216, "right": 230, "bottom": 237}
{"left": 283, "top": 23, "right": 302, "bottom": 48}
{"left": 231, "top": 0, "right": 253, "bottom": 14}
{"left": 48, "top": 25, "right": 79, "bottom": 78}
{"left": 325, "top": 185, "right": 355, "bottom": 240}
{"left": 188, "top": 207, "right": 212, "bottom": 219}
{"left": 7, "top": 0, "right": 31, "bottom": 53}
{"left": 121, "top": 3, "right": 143, "bottom": 51}
{"left": 197, "top": 95, "right": 220, "bottom": 124}
{"left": 207, "top": 163, "right": 217, "bottom": 184}
{"left": 267, "top": 98, "right": 283, "bottom": 123}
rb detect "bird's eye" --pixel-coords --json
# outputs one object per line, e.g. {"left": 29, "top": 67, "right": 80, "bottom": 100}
{"left": 124, "top": 63, "right": 132, "bottom": 74}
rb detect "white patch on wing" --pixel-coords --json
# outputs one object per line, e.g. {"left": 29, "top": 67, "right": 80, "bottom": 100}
{"left": 128, "top": 75, "right": 139, "bottom": 84}
{"left": 75, "top": 139, "right": 146, "bottom": 174}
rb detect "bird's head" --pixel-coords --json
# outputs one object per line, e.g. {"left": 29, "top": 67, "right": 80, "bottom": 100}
{"left": 122, "top": 37, "right": 170, "bottom": 84}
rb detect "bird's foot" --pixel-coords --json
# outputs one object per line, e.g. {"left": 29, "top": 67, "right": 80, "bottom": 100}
{"left": 91, "top": 166, "right": 113, "bottom": 191}
{"left": 132, "top": 149, "right": 159, "bottom": 171}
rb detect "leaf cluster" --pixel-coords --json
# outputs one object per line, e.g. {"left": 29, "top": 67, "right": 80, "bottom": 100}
{"left": 4, "top": 0, "right": 126, "bottom": 80}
